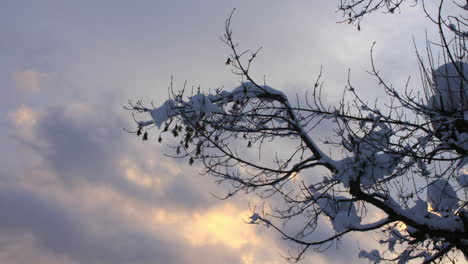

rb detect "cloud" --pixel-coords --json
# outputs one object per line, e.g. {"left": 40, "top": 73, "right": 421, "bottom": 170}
{"left": 1, "top": 101, "right": 282, "bottom": 263}
{"left": 12, "top": 69, "right": 49, "bottom": 93}
{"left": 8, "top": 105, "right": 38, "bottom": 128}
{"left": 182, "top": 204, "right": 258, "bottom": 249}
{"left": 0, "top": 184, "right": 193, "bottom": 264}
{"left": 0, "top": 230, "right": 79, "bottom": 264}
{"left": 1, "top": 88, "right": 375, "bottom": 263}
{"left": 7, "top": 105, "right": 47, "bottom": 151}
{"left": 0, "top": 1, "right": 428, "bottom": 263}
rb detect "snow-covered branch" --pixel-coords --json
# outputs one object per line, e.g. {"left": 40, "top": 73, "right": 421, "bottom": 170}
{"left": 127, "top": 2, "right": 468, "bottom": 262}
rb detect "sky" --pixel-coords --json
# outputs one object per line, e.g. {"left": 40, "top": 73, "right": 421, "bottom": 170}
{"left": 0, "top": 1, "right": 441, "bottom": 264}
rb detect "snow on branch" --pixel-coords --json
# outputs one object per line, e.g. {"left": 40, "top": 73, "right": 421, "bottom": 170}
{"left": 127, "top": 3, "right": 468, "bottom": 262}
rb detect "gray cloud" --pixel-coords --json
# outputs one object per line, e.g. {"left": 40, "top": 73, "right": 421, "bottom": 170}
{"left": 1, "top": 96, "right": 271, "bottom": 263}
{"left": 11, "top": 102, "right": 217, "bottom": 210}
{"left": 0, "top": 183, "right": 250, "bottom": 264}
{"left": 0, "top": 185, "right": 173, "bottom": 264}
{"left": 0, "top": 0, "right": 438, "bottom": 263}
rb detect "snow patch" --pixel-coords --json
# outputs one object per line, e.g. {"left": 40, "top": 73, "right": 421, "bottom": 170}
{"left": 428, "top": 62, "right": 467, "bottom": 112}
{"left": 359, "top": 249, "right": 381, "bottom": 263}
{"left": 150, "top": 99, "right": 177, "bottom": 128}
{"left": 427, "top": 179, "right": 458, "bottom": 213}
{"left": 313, "top": 193, "right": 361, "bottom": 233}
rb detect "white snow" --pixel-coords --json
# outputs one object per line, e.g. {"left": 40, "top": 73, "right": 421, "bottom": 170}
{"left": 457, "top": 133, "right": 468, "bottom": 168}
{"left": 186, "top": 93, "right": 225, "bottom": 116}
{"left": 314, "top": 193, "right": 361, "bottom": 233}
{"left": 148, "top": 82, "right": 287, "bottom": 127}
{"left": 428, "top": 62, "right": 468, "bottom": 112}
{"left": 427, "top": 179, "right": 458, "bottom": 213}
{"left": 249, "top": 213, "right": 261, "bottom": 224}
{"left": 457, "top": 169, "right": 468, "bottom": 188}
{"left": 150, "top": 99, "right": 176, "bottom": 128}
{"left": 359, "top": 249, "right": 381, "bottom": 263}
{"left": 408, "top": 199, "right": 429, "bottom": 217}
{"left": 229, "top": 82, "right": 286, "bottom": 103}
{"left": 334, "top": 148, "right": 401, "bottom": 188}
{"left": 332, "top": 119, "right": 402, "bottom": 188}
